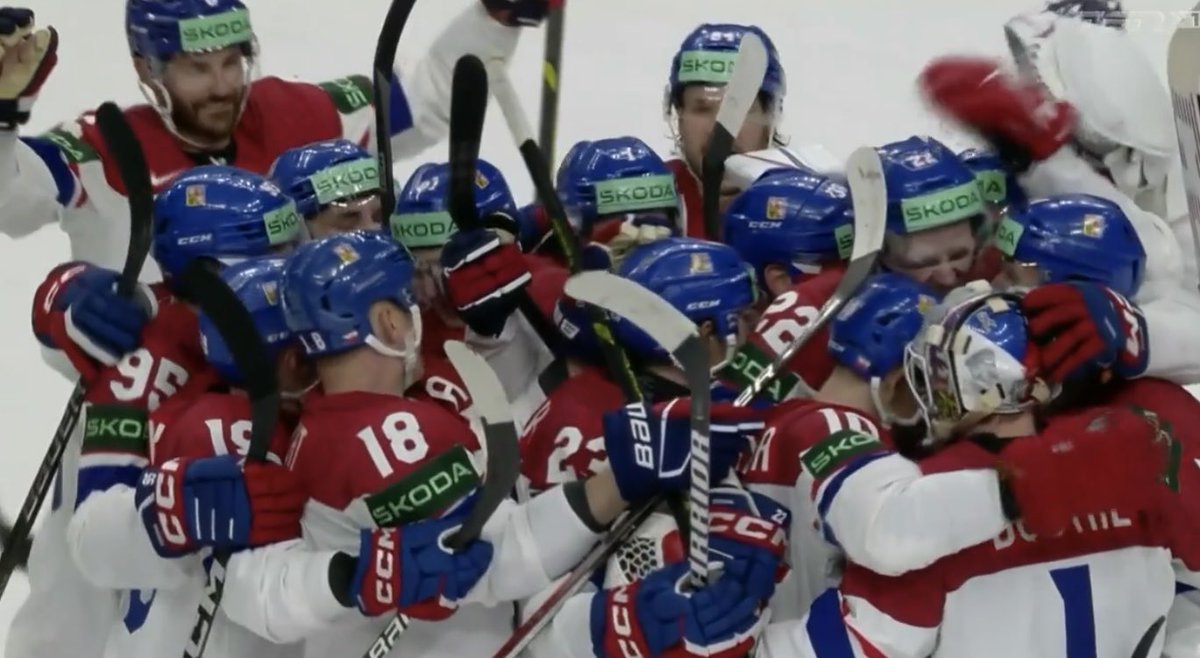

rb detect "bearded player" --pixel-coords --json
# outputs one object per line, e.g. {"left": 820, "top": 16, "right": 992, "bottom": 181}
{"left": 0, "top": 0, "right": 554, "bottom": 279}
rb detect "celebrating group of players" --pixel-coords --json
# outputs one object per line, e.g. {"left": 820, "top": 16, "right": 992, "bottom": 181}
{"left": 1, "top": 0, "right": 1199, "bottom": 655}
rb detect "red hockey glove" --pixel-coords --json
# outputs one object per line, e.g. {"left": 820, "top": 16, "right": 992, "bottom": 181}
{"left": 997, "top": 407, "right": 1169, "bottom": 536}
{"left": 441, "top": 227, "right": 531, "bottom": 337}
{"left": 919, "top": 56, "right": 1076, "bottom": 171}
{"left": 0, "top": 8, "right": 57, "bottom": 128}
{"left": 1021, "top": 281, "right": 1149, "bottom": 383}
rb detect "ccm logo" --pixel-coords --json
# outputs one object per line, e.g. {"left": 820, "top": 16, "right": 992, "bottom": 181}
{"left": 609, "top": 586, "right": 645, "bottom": 658}
{"left": 373, "top": 531, "right": 396, "bottom": 604}
{"left": 712, "top": 510, "right": 782, "bottom": 545}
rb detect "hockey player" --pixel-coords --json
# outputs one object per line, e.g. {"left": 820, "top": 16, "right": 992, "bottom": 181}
{"left": 395, "top": 157, "right": 536, "bottom": 416}
{"left": 236, "top": 230, "right": 759, "bottom": 656}
{"left": 268, "top": 139, "right": 385, "bottom": 239}
{"left": 920, "top": 37, "right": 1200, "bottom": 384}
{"left": 661, "top": 23, "right": 843, "bottom": 237}
{"left": 0, "top": 0, "right": 554, "bottom": 279}
{"left": 18, "top": 165, "right": 305, "bottom": 658}
{"left": 719, "top": 135, "right": 985, "bottom": 404}
{"left": 722, "top": 168, "right": 855, "bottom": 294}
{"left": 72, "top": 257, "right": 308, "bottom": 657}
{"left": 756, "top": 286, "right": 1188, "bottom": 657}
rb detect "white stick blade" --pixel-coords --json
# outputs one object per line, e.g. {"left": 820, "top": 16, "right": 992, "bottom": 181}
{"left": 844, "top": 146, "right": 888, "bottom": 261}
{"left": 714, "top": 33, "right": 768, "bottom": 130}
{"left": 564, "top": 271, "right": 698, "bottom": 353}
{"left": 443, "top": 340, "right": 512, "bottom": 424}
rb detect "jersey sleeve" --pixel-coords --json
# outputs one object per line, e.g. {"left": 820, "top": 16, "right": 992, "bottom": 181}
{"left": 754, "top": 404, "right": 1008, "bottom": 577}
{"left": 66, "top": 484, "right": 197, "bottom": 591}
{"left": 0, "top": 127, "right": 72, "bottom": 239}
{"left": 220, "top": 540, "right": 352, "bottom": 644}
{"left": 758, "top": 568, "right": 942, "bottom": 658}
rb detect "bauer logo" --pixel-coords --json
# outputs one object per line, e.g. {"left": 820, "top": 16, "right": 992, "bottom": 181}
{"left": 178, "top": 9, "right": 253, "bottom": 53}
{"left": 365, "top": 445, "right": 481, "bottom": 527}
{"left": 594, "top": 174, "right": 678, "bottom": 215}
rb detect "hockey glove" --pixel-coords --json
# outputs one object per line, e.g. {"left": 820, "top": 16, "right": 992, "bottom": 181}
{"left": 1021, "top": 281, "right": 1149, "bottom": 382}
{"left": 919, "top": 56, "right": 1076, "bottom": 172}
{"left": 709, "top": 485, "right": 790, "bottom": 595}
{"left": 481, "top": 0, "right": 562, "bottom": 27}
{"left": 996, "top": 406, "right": 1170, "bottom": 536}
{"left": 589, "top": 559, "right": 774, "bottom": 658}
{"left": 441, "top": 227, "right": 531, "bottom": 337}
{"left": 349, "top": 497, "right": 494, "bottom": 620}
{"left": 32, "top": 262, "right": 157, "bottom": 382}
{"left": 135, "top": 455, "right": 305, "bottom": 557}
{"left": 0, "top": 8, "right": 56, "bottom": 128}
{"left": 602, "top": 398, "right": 762, "bottom": 503}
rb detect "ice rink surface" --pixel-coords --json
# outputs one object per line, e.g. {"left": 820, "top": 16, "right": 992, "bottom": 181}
{"left": 2, "top": 0, "right": 1197, "bottom": 651}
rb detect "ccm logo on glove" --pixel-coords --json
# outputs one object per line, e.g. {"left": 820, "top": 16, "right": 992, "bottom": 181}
{"left": 372, "top": 530, "right": 397, "bottom": 605}
{"left": 144, "top": 464, "right": 188, "bottom": 548}
{"left": 608, "top": 586, "right": 640, "bottom": 658}
{"left": 711, "top": 510, "right": 784, "bottom": 544}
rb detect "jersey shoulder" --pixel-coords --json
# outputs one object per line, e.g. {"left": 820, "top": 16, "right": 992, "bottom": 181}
{"left": 407, "top": 354, "right": 473, "bottom": 416}
{"left": 743, "top": 399, "right": 885, "bottom": 487}
{"left": 520, "top": 367, "right": 621, "bottom": 490}
{"left": 288, "top": 391, "right": 481, "bottom": 511}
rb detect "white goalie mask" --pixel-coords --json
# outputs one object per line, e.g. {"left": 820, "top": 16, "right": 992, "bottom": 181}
{"left": 903, "top": 281, "right": 1054, "bottom": 442}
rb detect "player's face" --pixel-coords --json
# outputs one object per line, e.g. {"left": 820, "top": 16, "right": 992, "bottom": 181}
{"left": 307, "top": 195, "right": 384, "bottom": 239}
{"left": 676, "top": 86, "right": 772, "bottom": 189}
{"left": 882, "top": 221, "right": 977, "bottom": 294}
{"left": 993, "top": 259, "right": 1043, "bottom": 291}
{"left": 160, "top": 47, "right": 248, "bottom": 147}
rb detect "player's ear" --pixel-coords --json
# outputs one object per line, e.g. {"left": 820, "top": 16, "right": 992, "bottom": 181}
{"left": 763, "top": 264, "right": 792, "bottom": 298}
{"left": 368, "top": 301, "right": 405, "bottom": 349}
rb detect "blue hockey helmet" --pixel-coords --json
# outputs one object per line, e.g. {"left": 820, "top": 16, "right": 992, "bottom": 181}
{"left": 665, "top": 24, "right": 786, "bottom": 117}
{"left": 878, "top": 136, "right": 986, "bottom": 236}
{"left": 280, "top": 230, "right": 419, "bottom": 362}
{"left": 904, "top": 283, "right": 1052, "bottom": 441}
{"left": 958, "top": 147, "right": 1027, "bottom": 211}
{"left": 392, "top": 158, "right": 518, "bottom": 249}
{"left": 268, "top": 139, "right": 382, "bottom": 219}
{"left": 126, "top": 0, "right": 256, "bottom": 61}
{"left": 556, "top": 136, "right": 680, "bottom": 235}
{"left": 198, "top": 256, "right": 291, "bottom": 386}
{"left": 995, "top": 193, "right": 1146, "bottom": 298}
{"left": 612, "top": 238, "right": 756, "bottom": 368}
{"left": 723, "top": 169, "right": 854, "bottom": 284}
{"left": 153, "top": 165, "right": 304, "bottom": 281}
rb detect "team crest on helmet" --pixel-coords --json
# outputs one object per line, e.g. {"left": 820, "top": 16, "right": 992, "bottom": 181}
{"left": 475, "top": 171, "right": 489, "bottom": 189}
{"left": 689, "top": 252, "right": 713, "bottom": 274}
{"left": 334, "top": 243, "right": 359, "bottom": 264}
{"left": 1081, "top": 214, "right": 1105, "bottom": 238}
{"left": 262, "top": 281, "right": 279, "bottom": 306}
{"left": 185, "top": 184, "right": 206, "bottom": 207}
{"left": 917, "top": 294, "right": 936, "bottom": 315}
{"left": 765, "top": 196, "right": 787, "bottom": 221}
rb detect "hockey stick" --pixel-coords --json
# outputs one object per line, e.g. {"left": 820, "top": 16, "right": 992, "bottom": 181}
{"left": 490, "top": 146, "right": 890, "bottom": 656}
{"left": 734, "top": 146, "right": 888, "bottom": 406}
{"left": 0, "top": 102, "right": 153, "bottom": 597}
{"left": 180, "top": 261, "right": 280, "bottom": 658}
{"left": 537, "top": 4, "right": 565, "bottom": 170}
{"left": 700, "top": 32, "right": 768, "bottom": 241}
{"left": 359, "top": 339, "right": 520, "bottom": 658}
{"left": 0, "top": 515, "right": 28, "bottom": 571}
{"left": 1130, "top": 615, "right": 1165, "bottom": 658}
{"left": 445, "top": 54, "right": 566, "bottom": 358}
{"left": 1166, "top": 2, "right": 1200, "bottom": 294}
{"left": 372, "top": 0, "right": 418, "bottom": 219}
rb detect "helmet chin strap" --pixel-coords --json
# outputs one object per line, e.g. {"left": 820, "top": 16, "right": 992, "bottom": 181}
{"left": 869, "top": 376, "right": 922, "bottom": 429}
{"left": 364, "top": 304, "right": 424, "bottom": 390}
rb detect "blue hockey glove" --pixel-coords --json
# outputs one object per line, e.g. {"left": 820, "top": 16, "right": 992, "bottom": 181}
{"left": 349, "top": 497, "right": 494, "bottom": 620}
{"left": 134, "top": 455, "right": 305, "bottom": 557}
{"left": 32, "top": 262, "right": 156, "bottom": 371}
{"left": 709, "top": 485, "right": 791, "bottom": 594}
{"left": 589, "top": 559, "right": 775, "bottom": 658}
{"left": 602, "top": 398, "right": 762, "bottom": 503}
{"left": 1021, "top": 281, "right": 1149, "bottom": 382}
